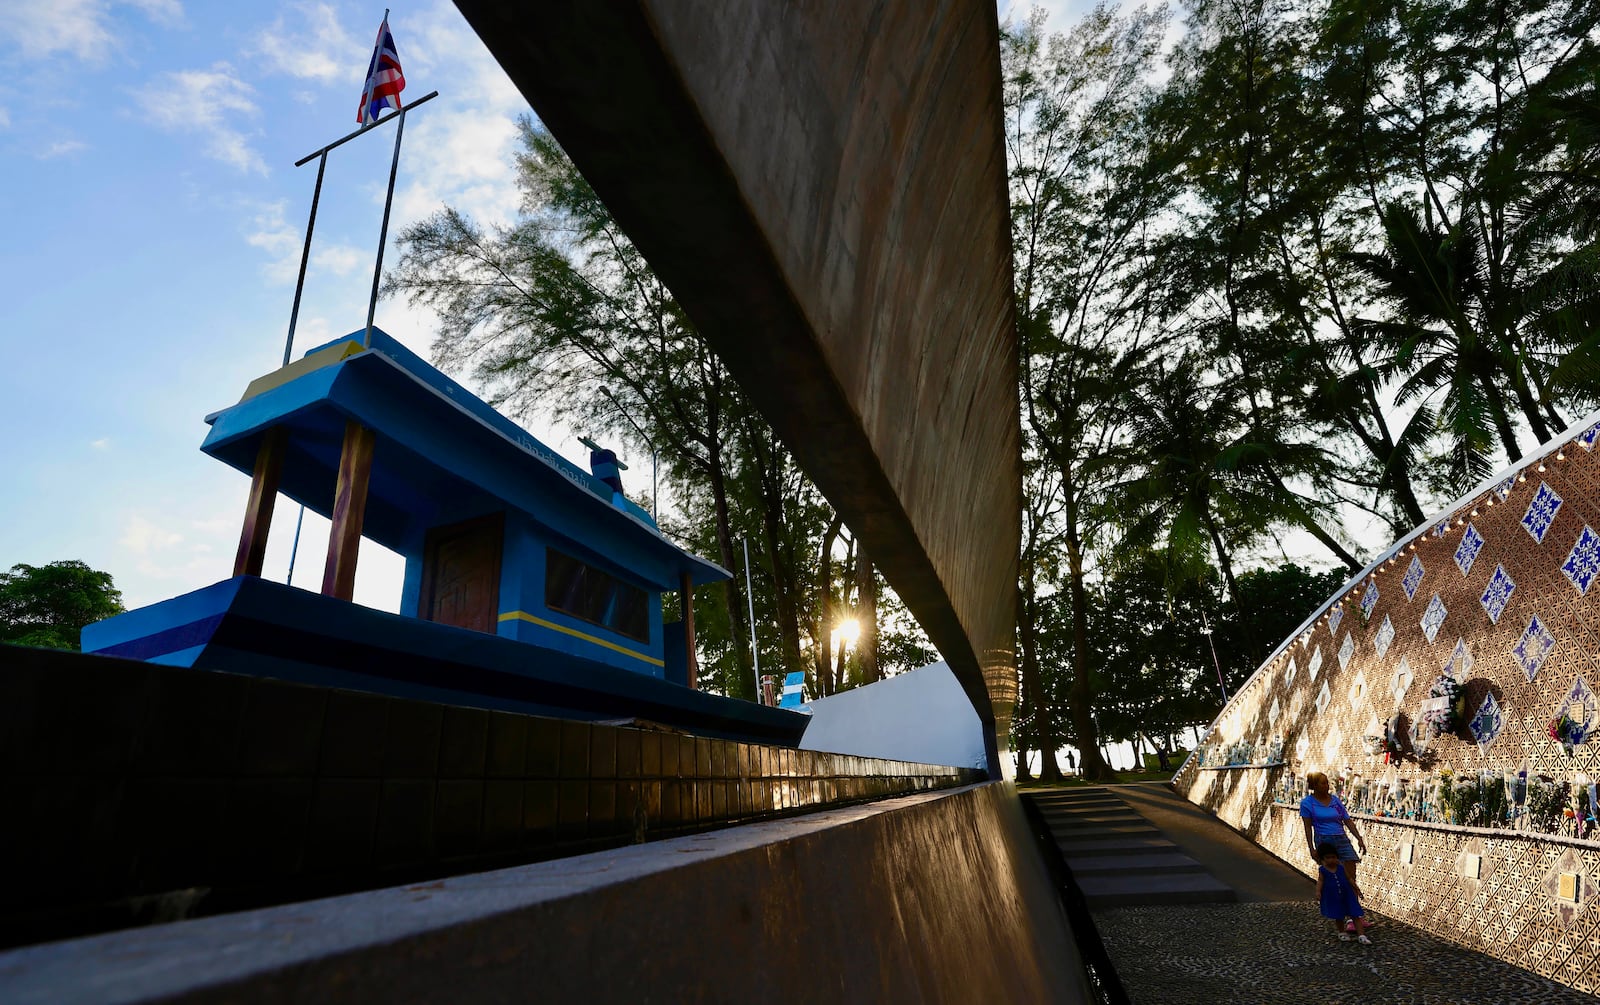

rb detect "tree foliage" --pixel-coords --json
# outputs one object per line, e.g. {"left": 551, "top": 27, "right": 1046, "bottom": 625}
{"left": 0, "top": 560, "right": 124, "bottom": 651}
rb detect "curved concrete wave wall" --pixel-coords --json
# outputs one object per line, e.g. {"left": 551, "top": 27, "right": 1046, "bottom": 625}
{"left": 1174, "top": 415, "right": 1600, "bottom": 995}
{"left": 452, "top": 1, "right": 1021, "bottom": 770}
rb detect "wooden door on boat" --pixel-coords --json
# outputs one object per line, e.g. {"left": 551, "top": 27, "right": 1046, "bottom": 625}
{"left": 419, "top": 514, "right": 503, "bottom": 634}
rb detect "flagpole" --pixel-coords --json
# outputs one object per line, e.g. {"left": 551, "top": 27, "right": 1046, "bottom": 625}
{"left": 283, "top": 152, "right": 328, "bottom": 366}
{"left": 364, "top": 103, "right": 407, "bottom": 349}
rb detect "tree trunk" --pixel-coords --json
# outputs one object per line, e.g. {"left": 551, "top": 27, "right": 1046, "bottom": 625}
{"left": 855, "top": 547, "right": 880, "bottom": 683}
{"left": 1018, "top": 558, "right": 1062, "bottom": 781}
{"left": 748, "top": 431, "right": 806, "bottom": 677}
{"left": 705, "top": 439, "right": 753, "bottom": 698}
{"left": 1064, "top": 485, "right": 1112, "bottom": 782}
{"left": 811, "top": 514, "right": 843, "bottom": 696}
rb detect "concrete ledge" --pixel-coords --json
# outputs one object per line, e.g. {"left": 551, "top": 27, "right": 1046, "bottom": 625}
{"left": 0, "top": 783, "right": 1090, "bottom": 1004}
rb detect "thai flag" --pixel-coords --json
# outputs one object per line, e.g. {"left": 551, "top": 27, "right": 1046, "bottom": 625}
{"left": 357, "top": 15, "right": 405, "bottom": 124}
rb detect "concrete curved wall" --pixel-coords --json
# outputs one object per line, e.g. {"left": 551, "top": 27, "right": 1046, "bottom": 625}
{"left": 451, "top": 1, "right": 1021, "bottom": 768}
{"left": 0, "top": 784, "right": 1090, "bottom": 1004}
{"left": 1174, "top": 414, "right": 1600, "bottom": 995}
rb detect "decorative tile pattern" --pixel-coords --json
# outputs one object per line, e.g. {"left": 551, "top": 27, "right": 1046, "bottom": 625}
{"left": 1432, "top": 520, "right": 1450, "bottom": 538}
{"left": 1455, "top": 523, "right": 1485, "bottom": 575}
{"left": 1320, "top": 721, "right": 1342, "bottom": 763}
{"left": 1269, "top": 696, "right": 1281, "bottom": 725}
{"left": 1294, "top": 734, "right": 1310, "bottom": 762}
{"left": 1512, "top": 615, "right": 1556, "bottom": 683}
{"left": 1542, "top": 848, "right": 1591, "bottom": 927}
{"left": 1422, "top": 594, "right": 1447, "bottom": 643}
{"left": 1495, "top": 475, "right": 1515, "bottom": 500}
{"left": 1307, "top": 645, "right": 1322, "bottom": 681}
{"left": 1391, "top": 657, "right": 1413, "bottom": 705}
{"left": 1445, "top": 637, "right": 1473, "bottom": 680}
{"left": 1521, "top": 482, "right": 1564, "bottom": 544}
{"left": 1402, "top": 554, "right": 1425, "bottom": 601}
{"left": 1373, "top": 615, "right": 1395, "bottom": 659}
{"left": 1558, "top": 676, "right": 1597, "bottom": 746}
{"left": 1314, "top": 681, "right": 1331, "bottom": 717}
{"left": 1347, "top": 668, "right": 1369, "bottom": 714}
{"left": 1480, "top": 564, "right": 1516, "bottom": 624}
{"left": 1360, "top": 580, "right": 1379, "bottom": 619}
{"left": 1283, "top": 657, "right": 1296, "bottom": 688}
{"left": 1580, "top": 423, "right": 1600, "bottom": 450}
{"left": 1328, "top": 602, "right": 1344, "bottom": 636}
{"left": 1561, "top": 525, "right": 1600, "bottom": 596}
{"left": 1469, "top": 691, "right": 1506, "bottom": 752}
{"left": 1337, "top": 632, "right": 1355, "bottom": 672}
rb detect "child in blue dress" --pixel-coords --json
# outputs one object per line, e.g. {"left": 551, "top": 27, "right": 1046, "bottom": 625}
{"left": 1317, "top": 843, "right": 1372, "bottom": 944}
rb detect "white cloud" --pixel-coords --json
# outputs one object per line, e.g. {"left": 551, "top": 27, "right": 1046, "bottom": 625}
{"left": 312, "top": 243, "right": 364, "bottom": 276}
{"left": 0, "top": 107, "right": 10, "bottom": 128}
{"left": 38, "top": 139, "right": 87, "bottom": 158}
{"left": 243, "top": 199, "right": 301, "bottom": 283}
{"left": 90, "top": 437, "right": 111, "bottom": 450}
{"left": 124, "top": 0, "right": 182, "bottom": 27}
{"left": 252, "top": 3, "right": 359, "bottom": 84}
{"left": 133, "top": 63, "right": 264, "bottom": 173}
{"left": 120, "top": 513, "right": 183, "bottom": 555}
{"left": 0, "top": 0, "right": 184, "bottom": 61}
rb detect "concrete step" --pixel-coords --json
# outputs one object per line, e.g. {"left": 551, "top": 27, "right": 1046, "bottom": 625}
{"left": 1028, "top": 792, "right": 1124, "bottom": 806}
{"left": 1053, "top": 836, "right": 1182, "bottom": 857}
{"left": 1064, "top": 852, "right": 1206, "bottom": 876}
{"left": 1036, "top": 809, "right": 1152, "bottom": 825}
{"left": 1047, "top": 824, "right": 1161, "bottom": 840}
{"left": 1075, "top": 871, "right": 1237, "bottom": 909}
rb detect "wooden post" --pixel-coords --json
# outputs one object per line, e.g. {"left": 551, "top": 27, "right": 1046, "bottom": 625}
{"left": 680, "top": 571, "right": 698, "bottom": 689}
{"left": 233, "top": 427, "right": 287, "bottom": 577}
{"left": 322, "top": 421, "right": 376, "bottom": 600}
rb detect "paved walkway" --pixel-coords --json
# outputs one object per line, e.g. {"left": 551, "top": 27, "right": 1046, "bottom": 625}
{"left": 1050, "top": 783, "right": 1591, "bottom": 1004}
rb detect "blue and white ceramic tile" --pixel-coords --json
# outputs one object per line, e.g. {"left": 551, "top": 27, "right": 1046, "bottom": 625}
{"left": 1560, "top": 676, "right": 1597, "bottom": 745}
{"left": 1328, "top": 602, "right": 1344, "bottom": 636}
{"left": 1512, "top": 614, "right": 1556, "bottom": 683}
{"left": 1308, "top": 645, "right": 1323, "bottom": 681}
{"left": 1402, "top": 554, "right": 1425, "bottom": 601}
{"left": 1445, "top": 637, "right": 1473, "bottom": 681}
{"left": 1469, "top": 691, "right": 1506, "bottom": 753}
{"left": 1480, "top": 564, "right": 1516, "bottom": 624}
{"left": 1579, "top": 423, "right": 1600, "bottom": 451}
{"left": 1269, "top": 696, "right": 1280, "bottom": 726}
{"left": 1338, "top": 631, "right": 1355, "bottom": 672}
{"left": 1454, "top": 523, "right": 1485, "bottom": 575}
{"left": 1315, "top": 681, "right": 1331, "bottom": 717}
{"left": 1433, "top": 520, "right": 1450, "bottom": 538}
{"left": 1284, "top": 657, "right": 1297, "bottom": 688}
{"left": 1373, "top": 614, "right": 1394, "bottom": 658}
{"left": 1521, "top": 482, "right": 1564, "bottom": 544}
{"left": 1422, "top": 594, "right": 1447, "bottom": 643}
{"left": 1562, "top": 524, "right": 1600, "bottom": 596}
{"left": 1495, "top": 475, "right": 1515, "bottom": 500}
{"left": 1360, "top": 580, "right": 1379, "bottom": 619}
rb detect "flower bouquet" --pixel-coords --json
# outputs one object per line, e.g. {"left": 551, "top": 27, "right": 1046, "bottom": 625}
{"left": 1549, "top": 710, "right": 1584, "bottom": 756}
{"left": 1417, "top": 674, "right": 1464, "bottom": 742}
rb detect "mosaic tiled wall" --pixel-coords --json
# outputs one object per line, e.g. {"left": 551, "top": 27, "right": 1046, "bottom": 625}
{"left": 1174, "top": 416, "right": 1600, "bottom": 994}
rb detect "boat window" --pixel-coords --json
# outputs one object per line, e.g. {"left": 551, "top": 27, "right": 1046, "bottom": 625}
{"left": 545, "top": 548, "right": 650, "bottom": 643}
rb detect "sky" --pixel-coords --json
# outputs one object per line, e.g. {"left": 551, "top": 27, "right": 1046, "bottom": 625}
{"left": 0, "top": 0, "right": 1094, "bottom": 616}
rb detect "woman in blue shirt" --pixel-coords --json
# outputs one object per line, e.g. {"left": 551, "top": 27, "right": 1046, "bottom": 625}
{"left": 1300, "top": 771, "right": 1368, "bottom": 889}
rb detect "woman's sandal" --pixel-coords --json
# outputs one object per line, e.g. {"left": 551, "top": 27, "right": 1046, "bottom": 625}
{"left": 1357, "top": 934, "right": 1373, "bottom": 945}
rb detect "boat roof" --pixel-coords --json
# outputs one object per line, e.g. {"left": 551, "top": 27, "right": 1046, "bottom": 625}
{"left": 201, "top": 328, "right": 729, "bottom": 589}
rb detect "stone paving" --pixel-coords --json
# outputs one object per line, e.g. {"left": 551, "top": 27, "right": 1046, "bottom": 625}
{"left": 1096, "top": 902, "right": 1591, "bottom": 1004}
{"left": 1065, "top": 784, "right": 1593, "bottom": 1003}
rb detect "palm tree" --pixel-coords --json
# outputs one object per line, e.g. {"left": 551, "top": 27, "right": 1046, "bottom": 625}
{"left": 1111, "top": 356, "right": 1360, "bottom": 612}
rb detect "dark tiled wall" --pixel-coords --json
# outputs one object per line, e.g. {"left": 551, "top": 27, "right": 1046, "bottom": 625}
{"left": 0, "top": 646, "right": 978, "bottom": 946}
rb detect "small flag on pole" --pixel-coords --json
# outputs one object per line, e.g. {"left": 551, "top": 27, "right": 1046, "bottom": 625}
{"left": 357, "top": 12, "right": 406, "bottom": 124}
